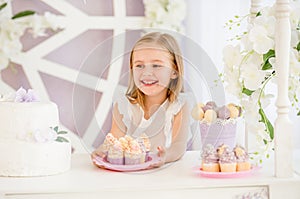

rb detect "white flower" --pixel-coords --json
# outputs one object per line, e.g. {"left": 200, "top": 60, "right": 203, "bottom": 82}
{"left": 223, "top": 2, "right": 300, "bottom": 163}
{"left": 253, "top": 15, "right": 276, "bottom": 37}
{"left": 224, "top": 67, "right": 242, "bottom": 96}
{"left": 241, "top": 63, "right": 266, "bottom": 90}
{"left": 33, "top": 128, "right": 58, "bottom": 143}
{"left": 143, "top": 0, "right": 186, "bottom": 33}
{"left": 290, "top": 49, "right": 300, "bottom": 75}
{"left": 0, "top": 2, "right": 62, "bottom": 69}
{"left": 223, "top": 44, "right": 242, "bottom": 69}
{"left": 248, "top": 25, "right": 274, "bottom": 54}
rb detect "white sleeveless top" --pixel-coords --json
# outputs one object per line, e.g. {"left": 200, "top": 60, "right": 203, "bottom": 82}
{"left": 114, "top": 93, "right": 188, "bottom": 151}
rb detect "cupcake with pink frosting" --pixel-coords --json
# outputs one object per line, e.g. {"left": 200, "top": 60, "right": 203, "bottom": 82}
{"left": 218, "top": 145, "right": 237, "bottom": 172}
{"left": 101, "top": 133, "right": 117, "bottom": 156}
{"left": 201, "top": 144, "right": 220, "bottom": 172}
{"left": 124, "top": 139, "right": 144, "bottom": 165}
{"left": 107, "top": 140, "right": 124, "bottom": 165}
{"left": 140, "top": 133, "right": 151, "bottom": 160}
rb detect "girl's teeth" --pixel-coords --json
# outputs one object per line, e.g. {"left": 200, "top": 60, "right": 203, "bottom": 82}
{"left": 142, "top": 80, "right": 156, "bottom": 84}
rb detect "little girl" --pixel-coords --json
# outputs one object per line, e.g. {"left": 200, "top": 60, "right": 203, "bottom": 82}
{"left": 91, "top": 32, "right": 190, "bottom": 167}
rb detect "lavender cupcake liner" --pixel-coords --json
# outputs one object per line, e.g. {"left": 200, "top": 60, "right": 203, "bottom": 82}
{"left": 125, "top": 157, "right": 141, "bottom": 165}
{"left": 107, "top": 157, "right": 124, "bottom": 165}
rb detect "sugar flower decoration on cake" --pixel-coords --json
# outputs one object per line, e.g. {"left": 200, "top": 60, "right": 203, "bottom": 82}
{"left": 18, "top": 126, "right": 69, "bottom": 143}
{"left": 0, "top": 87, "right": 39, "bottom": 102}
{"left": 0, "top": 0, "right": 64, "bottom": 70}
{"left": 14, "top": 87, "right": 39, "bottom": 102}
{"left": 143, "top": 0, "right": 186, "bottom": 33}
{"left": 222, "top": 1, "right": 300, "bottom": 162}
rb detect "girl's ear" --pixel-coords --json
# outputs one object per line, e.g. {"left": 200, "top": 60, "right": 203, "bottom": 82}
{"left": 171, "top": 70, "right": 178, "bottom": 79}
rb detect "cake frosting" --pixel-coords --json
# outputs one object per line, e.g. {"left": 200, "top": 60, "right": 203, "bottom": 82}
{"left": 201, "top": 144, "right": 220, "bottom": 172}
{"left": 100, "top": 133, "right": 150, "bottom": 165}
{"left": 0, "top": 88, "right": 71, "bottom": 176}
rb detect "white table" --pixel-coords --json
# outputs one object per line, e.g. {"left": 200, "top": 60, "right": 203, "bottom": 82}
{"left": 1, "top": 151, "right": 299, "bottom": 199}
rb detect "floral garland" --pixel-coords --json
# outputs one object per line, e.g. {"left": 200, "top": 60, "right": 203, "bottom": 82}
{"left": 0, "top": 0, "right": 63, "bottom": 71}
{"left": 222, "top": 1, "right": 300, "bottom": 162}
{"left": 143, "top": 0, "right": 186, "bottom": 33}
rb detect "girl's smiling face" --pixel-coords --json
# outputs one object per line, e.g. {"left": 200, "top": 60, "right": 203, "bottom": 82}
{"left": 131, "top": 46, "right": 177, "bottom": 98}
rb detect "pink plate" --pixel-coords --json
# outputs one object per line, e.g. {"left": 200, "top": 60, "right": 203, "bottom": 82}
{"left": 196, "top": 167, "right": 258, "bottom": 178}
{"left": 93, "top": 153, "right": 161, "bottom": 172}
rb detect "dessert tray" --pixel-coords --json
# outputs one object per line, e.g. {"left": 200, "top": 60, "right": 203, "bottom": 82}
{"left": 93, "top": 153, "right": 161, "bottom": 172}
{"left": 196, "top": 166, "right": 259, "bottom": 178}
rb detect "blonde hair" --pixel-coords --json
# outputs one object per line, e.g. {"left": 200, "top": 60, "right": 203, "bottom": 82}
{"left": 126, "top": 32, "right": 184, "bottom": 108}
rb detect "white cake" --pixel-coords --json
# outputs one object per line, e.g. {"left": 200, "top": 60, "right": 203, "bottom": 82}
{"left": 0, "top": 89, "right": 71, "bottom": 177}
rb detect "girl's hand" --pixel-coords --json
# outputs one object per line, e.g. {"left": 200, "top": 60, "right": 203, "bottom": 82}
{"left": 91, "top": 148, "right": 106, "bottom": 160}
{"left": 148, "top": 146, "right": 166, "bottom": 168}
{"left": 91, "top": 149, "right": 106, "bottom": 168}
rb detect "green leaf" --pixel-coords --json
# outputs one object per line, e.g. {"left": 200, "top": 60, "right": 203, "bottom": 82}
{"left": 297, "top": 110, "right": 300, "bottom": 116}
{"left": 54, "top": 126, "right": 59, "bottom": 132}
{"left": 262, "top": 62, "right": 273, "bottom": 70}
{"left": 256, "top": 11, "right": 261, "bottom": 17}
{"left": 263, "top": 139, "right": 268, "bottom": 145}
{"left": 55, "top": 136, "right": 69, "bottom": 143}
{"left": 12, "top": 10, "right": 35, "bottom": 19}
{"left": 0, "top": 2, "right": 7, "bottom": 11}
{"left": 259, "top": 108, "right": 274, "bottom": 140}
{"left": 242, "top": 87, "right": 254, "bottom": 96}
{"left": 58, "top": 131, "right": 68, "bottom": 134}
{"left": 262, "top": 49, "right": 275, "bottom": 70}
{"left": 263, "top": 49, "right": 275, "bottom": 62}
{"left": 296, "top": 42, "right": 300, "bottom": 52}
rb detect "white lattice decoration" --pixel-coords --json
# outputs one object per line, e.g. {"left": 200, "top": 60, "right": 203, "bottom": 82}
{"left": 1, "top": 0, "right": 145, "bottom": 153}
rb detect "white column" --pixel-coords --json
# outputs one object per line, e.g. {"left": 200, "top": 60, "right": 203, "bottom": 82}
{"left": 250, "top": 0, "right": 263, "bottom": 20}
{"left": 274, "top": 0, "right": 293, "bottom": 177}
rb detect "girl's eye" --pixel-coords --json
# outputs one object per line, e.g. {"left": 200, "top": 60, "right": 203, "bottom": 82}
{"left": 135, "top": 64, "right": 144, "bottom": 68}
{"left": 152, "top": 64, "right": 163, "bottom": 68}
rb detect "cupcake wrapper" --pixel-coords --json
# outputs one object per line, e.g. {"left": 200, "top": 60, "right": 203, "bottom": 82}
{"left": 220, "top": 163, "right": 237, "bottom": 172}
{"left": 237, "top": 162, "right": 251, "bottom": 171}
{"left": 145, "top": 151, "right": 150, "bottom": 161}
{"left": 202, "top": 163, "right": 220, "bottom": 172}
{"left": 125, "top": 157, "right": 141, "bottom": 165}
{"left": 107, "top": 157, "right": 124, "bottom": 165}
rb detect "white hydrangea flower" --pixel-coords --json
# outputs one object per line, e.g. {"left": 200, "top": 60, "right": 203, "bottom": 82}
{"left": 0, "top": 2, "right": 63, "bottom": 69}
{"left": 143, "top": 0, "right": 186, "bottom": 33}
{"left": 223, "top": 44, "right": 242, "bottom": 69}
{"left": 253, "top": 15, "right": 276, "bottom": 37}
{"left": 224, "top": 67, "right": 242, "bottom": 96}
{"left": 248, "top": 25, "right": 274, "bottom": 54}
{"left": 241, "top": 63, "right": 266, "bottom": 90}
{"left": 290, "top": 49, "right": 300, "bottom": 75}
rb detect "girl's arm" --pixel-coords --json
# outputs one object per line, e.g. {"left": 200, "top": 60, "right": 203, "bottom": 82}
{"left": 161, "top": 102, "right": 190, "bottom": 163}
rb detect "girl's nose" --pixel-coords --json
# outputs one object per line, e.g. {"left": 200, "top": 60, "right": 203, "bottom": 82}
{"left": 143, "top": 65, "right": 154, "bottom": 75}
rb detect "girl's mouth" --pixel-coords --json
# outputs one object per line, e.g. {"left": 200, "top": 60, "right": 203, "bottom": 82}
{"left": 141, "top": 80, "right": 158, "bottom": 86}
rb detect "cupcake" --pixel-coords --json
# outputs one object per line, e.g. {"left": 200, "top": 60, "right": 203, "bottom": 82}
{"left": 216, "top": 144, "right": 229, "bottom": 156}
{"left": 107, "top": 140, "right": 124, "bottom": 165}
{"left": 140, "top": 133, "right": 151, "bottom": 160}
{"left": 124, "top": 139, "right": 143, "bottom": 165}
{"left": 101, "top": 133, "right": 117, "bottom": 155}
{"left": 137, "top": 139, "right": 147, "bottom": 163}
{"left": 219, "top": 146, "right": 237, "bottom": 172}
{"left": 119, "top": 136, "right": 129, "bottom": 151}
{"left": 201, "top": 144, "right": 220, "bottom": 172}
{"left": 234, "top": 145, "right": 251, "bottom": 171}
